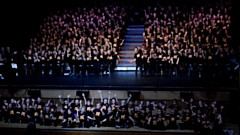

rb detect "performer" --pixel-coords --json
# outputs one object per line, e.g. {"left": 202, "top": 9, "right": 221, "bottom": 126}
{"left": 170, "top": 50, "right": 179, "bottom": 76}
{"left": 134, "top": 47, "right": 142, "bottom": 75}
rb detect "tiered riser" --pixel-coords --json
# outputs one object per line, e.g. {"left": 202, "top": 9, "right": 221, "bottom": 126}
{"left": 117, "top": 25, "right": 144, "bottom": 71}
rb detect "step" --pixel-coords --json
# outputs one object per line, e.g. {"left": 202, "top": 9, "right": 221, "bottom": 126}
{"left": 125, "top": 39, "right": 143, "bottom": 42}
{"left": 127, "top": 28, "right": 144, "bottom": 31}
{"left": 119, "top": 51, "right": 135, "bottom": 55}
{"left": 126, "top": 32, "right": 144, "bottom": 35}
{"left": 115, "top": 66, "right": 136, "bottom": 71}
{"left": 121, "top": 47, "right": 135, "bottom": 50}
{"left": 127, "top": 28, "right": 144, "bottom": 32}
{"left": 125, "top": 37, "right": 144, "bottom": 41}
{"left": 117, "top": 63, "right": 136, "bottom": 67}
{"left": 120, "top": 54, "right": 134, "bottom": 59}
{"left": 128, "top": 25, "right": 144, "bottom": 28}
{"left": 124, "top": 43, "right": 142, "bottom": 46}
{"left": 119, "top": 58, "right": 134, "bottom": 64}
{"left": 125, "top": 35, "right": 143, "bottom": 38}
{"left": 126, "top": 31, "right": 144, "bottom": 34}
{"left": 125, "top": 41, "right": 143, "bottom": 43}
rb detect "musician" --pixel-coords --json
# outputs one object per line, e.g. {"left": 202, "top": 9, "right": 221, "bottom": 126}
{"left": 206, "top": 49, "right": 214, "bottom": 76}
{"left": 170, "top": 50, "right": 179, "bottom": 76}
{"left": 107, "top": 49, "right": 114, "bottom": 74}
{"left": 134, "top": 47, "right": 142, "bottom": 75}
{"left": 105, "top": 28, "right": 113, "bottom": 43}
{"left": 142, "top": 107, "right": 152, "bottom": 129}
{"left": 150, "top": 109, "right": 166, "bottom": 130}
{"left": 63, "top": 109, "right": 76, "bottom": 128}
{"left": 19, "top": 104, "right": 29, "bottom": 124}
{"left": 92, "top": 49, "right": 100, "bottom": 75}
{"left": 76, "top": 50, "right": 84, "bottom": 75}
{"left": 148, "top": 51, "right": 157, "bottom": 76}
{"left": 6, "top": 103, "right": 16, "bottom": 123}
{"left": 98, "top": 48, "right": 105, "bottom": 75}
{"left": 69, "top": 50, "right": 77, "bottom": 76}
{"left": 92, "top": 103, "right": 106, "bottom": 127}
{"left": 25, "top": 50, "right": 34, "bottom": 75}
{"left": 47, "top": 50, "right": 54, "bottom": 75}
{"left": 39, "top": 51, "right": 47, "bottom": 75}
{"left": 0, "top": 54, "right": 5, "bottom": 79}
{"left": 112, "top": 48, "right": 120, "bottom": 72}
{"left": 141, "top": 49, "right": 148, "bottom": 76}
{"left": 187, "top": 49, "right": 194, "bottom": 76}
{"left": 116, "top": 106, "right": 134, "bottom": 128}
{"left": 84, "top": 51, "right": 92, "bottom": 75}
{"left": 179, "top": 108, "right": 193, "bottom": 130}
{"left": 165, "top": 109, "right": 180, "bottom": 129}
{"left": 65, "top": 48, "right": 72, "bottom": 73}
{"left": 77, "top": 107, "right": 88, "bottom": 128}
{"left": 197, "top": 49, "right": 205, "bottom": 77}
{"left": 53, "top": 109, "right": 65, "bottom": 127}
{"left": 102, "top": 50, "right": 108, "bottom": 75}
{"left": 166, "top": 50, "right": 172, "bottom": 75}
{"left": 43, "top": 106, "right": 51, "bottom": 126}
{"left": 156, "top": 47, "right": 163, "bottom": 75}
{"left": 55, "top": 50, "right": 62, "bottom": 75}
{"left": 33, "top": 52, "right": 40, "bottom": 75}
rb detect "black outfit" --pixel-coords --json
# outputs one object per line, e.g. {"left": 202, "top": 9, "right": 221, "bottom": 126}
{"left": 134, "top": 51, "right": 142, "bottom": 74}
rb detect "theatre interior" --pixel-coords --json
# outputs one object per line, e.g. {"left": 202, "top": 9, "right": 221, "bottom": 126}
{"left": 0, "top": 0, "right": 239, "bottom": 135}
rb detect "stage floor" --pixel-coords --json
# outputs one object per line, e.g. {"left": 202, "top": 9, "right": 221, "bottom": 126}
{"left": 0, "top": 122, "right": 238, "bottom": 135}
{"left": 0, "top": 72, "right": 238, "bottom": 91}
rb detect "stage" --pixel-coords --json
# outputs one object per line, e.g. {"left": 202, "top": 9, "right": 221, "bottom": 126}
{"left": 0, "top": 122, "right": 238, "bottom": 135}
{"left": 0, "top": 122, "right": 198, "bottom": 135}
{"left": 0, "top": 72, "right": 238, "bottom": 91}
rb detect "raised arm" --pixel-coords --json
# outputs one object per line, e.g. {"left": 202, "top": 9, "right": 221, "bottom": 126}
{"left": 126, "top": 94, "right": 132, "bottom": 104}
{"left": 128, "top": 115, "right": 135, "bottom": 123}
{"left": 176, "top": 57, "right": 179, "bottom": 65}
{"left": 120, "top": 39, "right": 125, "bottom": 46}
{"left": 45, "top": 99, "right": 51, "bottom": 107}
{"left": 79, "top": 100, "right": 82, "bottom": 109}
{"left": 108, "top": 91, "right": 111, "bottom": 104}
{"left": 59, "top": 95, "right": 63, "bottom": 104}
{"left": 98, "top": 90, "right": 103, "bottom": 103}
{"left": 139, "top": 101, "right": 143, "bottom": 110}
{"left": 68, "top": 99, "right": 74, "bottom": 107}
{"left": 91, "top": 94, "right": 94, "bottom": 105}
{"left": 67, "top": 95, "right": 70, "bottom": 103}
{"left": 31, "top": 99, "right": 35, "bottom": 107}
{"left": 114, "top": 94, "right": 118, "bottom": 104}
{"left": 82, "top": 93, "right": 87, "bottom": 105}
{"left": 21, "top": 98, "right": 25, "bottom": 106}
{"left": 16, "top": 100, "right": 21, "bottom": 108}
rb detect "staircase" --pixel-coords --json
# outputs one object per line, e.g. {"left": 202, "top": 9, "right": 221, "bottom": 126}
{"left": 116, "top": 25, "right": 144, "bottom": 71}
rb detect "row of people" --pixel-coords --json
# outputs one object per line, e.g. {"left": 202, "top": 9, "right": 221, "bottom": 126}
{"left": 134, "top": 46, "right": 238, "bottom": 77}
{"left": 0, "top": 91, "right": 225, "bottom": 134}
{"left": 23, "top": 47, "right": 120, "bottom": 76}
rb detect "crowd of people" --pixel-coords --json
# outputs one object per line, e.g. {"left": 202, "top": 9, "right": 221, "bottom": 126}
{"left": 0, "top": 0, "right": 238, "bottom": 79}
{"left": 0, "top": 47, "right": 18, "bottom": 80}
{"left": 134, "top": 1, "right": 238, "bottom": 78}
{"left": 0, "top": 90, "right": 226, "bottom": 135}
{"left": 21, "top": 4, "right": 127, "bottom": 76}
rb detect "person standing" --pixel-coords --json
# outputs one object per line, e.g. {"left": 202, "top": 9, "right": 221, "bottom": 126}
{"left": 133, "top": 47, "right": 142, "bottom": 75}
